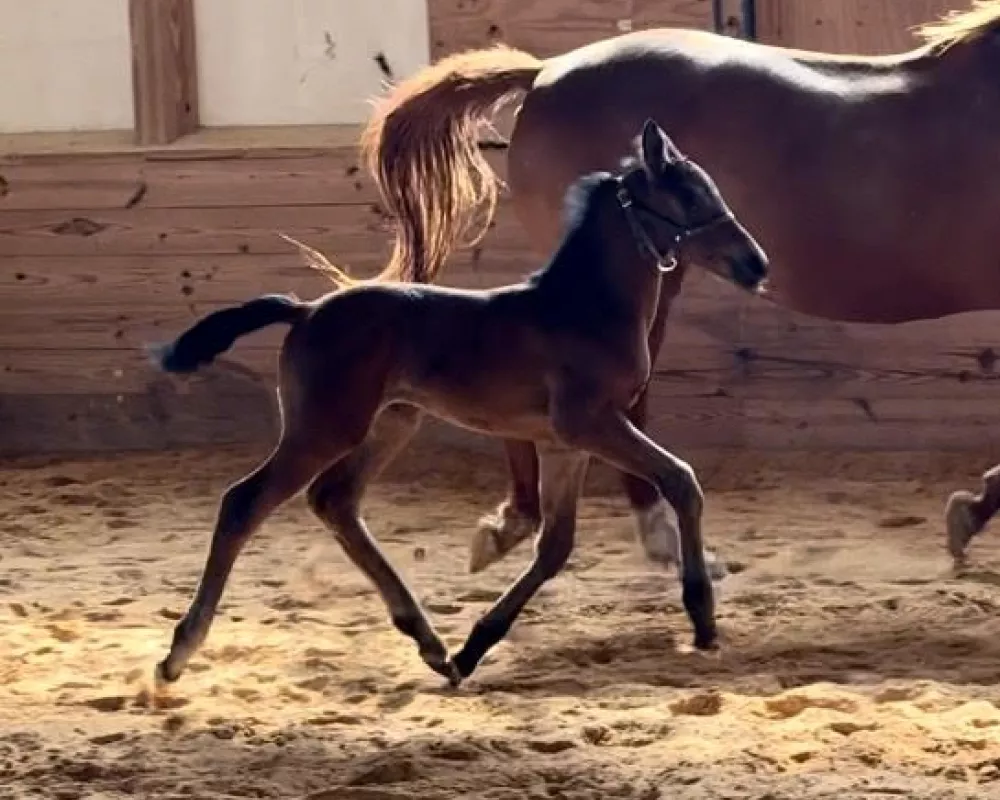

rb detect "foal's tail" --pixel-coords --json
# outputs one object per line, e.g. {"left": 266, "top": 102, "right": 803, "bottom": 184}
{"left": 149, "top": 294, "right": 309, "bottom": 374}
{"left": 361, "top": 44, "right": 543, "bottom": 285}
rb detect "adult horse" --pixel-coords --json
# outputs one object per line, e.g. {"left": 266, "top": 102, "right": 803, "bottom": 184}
{"left": 361, "top": 1, "right": 1000, "bottom": 573}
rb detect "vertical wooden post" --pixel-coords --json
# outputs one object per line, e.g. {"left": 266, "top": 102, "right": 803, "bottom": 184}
{"left": 129, "top": 0, "right": 199, "bottom": 145}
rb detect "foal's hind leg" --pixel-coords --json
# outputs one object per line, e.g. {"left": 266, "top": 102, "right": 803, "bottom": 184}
{"left": 450, "top": 444, "right": 590, "bottom": 684}
{"left": 307, "top": 404, "right": 460, "bottom": 683}
{"left": 945, "top": 463, "right": 1000, "bottom": 565}
{"left": 156, "top": 433, "right": 341, "bottom": 686}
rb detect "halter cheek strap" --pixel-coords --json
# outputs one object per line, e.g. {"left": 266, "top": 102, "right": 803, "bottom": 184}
{"left": 615, "top": 180, "right": 733, "bottom": 274}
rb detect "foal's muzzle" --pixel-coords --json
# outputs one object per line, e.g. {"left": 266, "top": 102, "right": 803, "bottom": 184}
{"left": 731, "top": 241, "right": 769, "bottom": 294}
{"left": 691, "top": 216, "right": 769, "bottom": 294}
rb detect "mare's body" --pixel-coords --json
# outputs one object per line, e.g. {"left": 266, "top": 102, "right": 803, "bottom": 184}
{"left": 360, "top": 2, "right": 1000, "bottom": 569}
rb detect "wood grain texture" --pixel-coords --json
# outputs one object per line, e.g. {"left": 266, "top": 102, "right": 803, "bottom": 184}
{"left": 0, "top": 155, "right": 377, "bottom": 212}
{"left": 0, "top": 205, "right": 395, "bottom": 257}
{"left": 0, "top": 347, "right": 280, "bottom": 395}
{"left": 0, "top": 387, "right": 277, "bottom": 455}
{"left": 0, "top": 390, "right": 513, "bottom": 458}
{"left": 0, "top": 145, "right": 508, "bottom": 212}
{"left": 756, "top": 0, "right": 955, "bottom": 53}
{"left": 0, "top": 387, "right": 743, "bottom": 457}
{"left": 5, "top": 0, "right": 1000, "bottom": 455}
{"left": 0, "top": 203, "right": 533, "bottom": 269}
{"left": 0, "top": 254, "right": 538, "bottom": 313}
{"left": 0, "top": 125, "right": 362, "bottom": 159}
{"left": 630, "top": 0, "right": 714, "bottom": 30}
{"left": 129, "top": 0, "right": 200, "bottom": 145}
{"left": 428, "top": 0, "right": 715, "bottom": 59}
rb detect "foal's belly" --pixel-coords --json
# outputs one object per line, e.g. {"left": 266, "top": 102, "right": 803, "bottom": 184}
{"left": 391, "top": 381, "right": 559, "bottom": 442}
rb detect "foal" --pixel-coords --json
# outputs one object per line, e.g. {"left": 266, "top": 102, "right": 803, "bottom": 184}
{"left": 150, "top": 120, "right": 768, "bottom": 689}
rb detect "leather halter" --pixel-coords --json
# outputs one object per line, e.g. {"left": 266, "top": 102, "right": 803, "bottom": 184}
{"left": 615, "top": 179, "right": 734, "bottom": 274}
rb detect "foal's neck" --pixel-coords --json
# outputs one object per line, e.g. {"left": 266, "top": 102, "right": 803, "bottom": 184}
{"left": 538, "top": 180, "right": 661, "bottom": 327}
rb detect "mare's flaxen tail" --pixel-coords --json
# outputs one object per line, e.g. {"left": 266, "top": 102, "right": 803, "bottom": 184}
{"left": 148, "top": 294, "right": 308, "bottom": 374}
{"left": 361, "top": 45, "right": 543, "bottom": 284}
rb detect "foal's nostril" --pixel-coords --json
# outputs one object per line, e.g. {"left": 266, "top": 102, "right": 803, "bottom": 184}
{"left": 746, "top": 252, "right": 769, "bottom": 279}
{"left": 730, "top": 251, "right": 768, "bottom": 289}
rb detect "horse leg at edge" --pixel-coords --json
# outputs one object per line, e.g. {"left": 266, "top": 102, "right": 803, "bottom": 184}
{"left": 945, "top": 462, "right": 1000, "bottom": 565}
{"left": 451, "top": 443, "right": 589, "bottom": 684}
{"left": 469, "top": 440, "right": 542, "bottom": 573}
{"left": 306, "top": 405, "right": 460, "bottom": 683}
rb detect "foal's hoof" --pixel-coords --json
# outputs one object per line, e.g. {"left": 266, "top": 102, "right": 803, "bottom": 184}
{"left": 153, "top": 660, "right": 179, "bottom": 691}
{"left": 945, "top": 490, "right": 980, "bottom": 565}
{"left": 426, "top": 657, "right": 464, "bottom": 688}
{"left": 422, "top": 652, "right": 464, "bottom": 688}
{"left": 694, "top": 630, "right": 720, "bottom": 652}
{"left": 469, "top": 507, "right": 536, "bottom": 573}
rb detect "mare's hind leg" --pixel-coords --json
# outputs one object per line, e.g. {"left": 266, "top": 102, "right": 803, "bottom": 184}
{"left": 307, "top": 404, "right": 460, "bottom": 683}
{"left": 469, "top": 441, "right": 541, "bottom": 573}
{"left": 945, "top": 463, "right": 1000, "bottom": 565}
{"left": 450, "top": 444, "right": 590, "bottom": 684}
{"left": 156, "top": 433, "right": 343, "bottom": 686}
{"left": 469, "top": 401, "right": 725, "bottom": 580}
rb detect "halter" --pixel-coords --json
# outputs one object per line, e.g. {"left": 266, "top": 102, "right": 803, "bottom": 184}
{"left": 615, "top": 179, "right": 734, "bottom": 274}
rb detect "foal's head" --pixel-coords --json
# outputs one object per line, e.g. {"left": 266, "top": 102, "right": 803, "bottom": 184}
{"left": 617, "top": 119, "right": 768, "bottom": 293}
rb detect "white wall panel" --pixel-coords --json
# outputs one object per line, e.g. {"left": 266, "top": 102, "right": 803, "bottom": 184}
{"left": 194, "top": 0, "right": 430, "bottom": 126}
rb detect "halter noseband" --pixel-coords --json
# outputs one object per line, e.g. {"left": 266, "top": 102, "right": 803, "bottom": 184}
{"left": 615, "top": 179, "right": 733, "bottom": 274}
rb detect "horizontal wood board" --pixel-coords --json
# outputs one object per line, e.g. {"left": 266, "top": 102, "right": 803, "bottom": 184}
{"left": 4, "top": 3, "right": 1000, "bottom": 456}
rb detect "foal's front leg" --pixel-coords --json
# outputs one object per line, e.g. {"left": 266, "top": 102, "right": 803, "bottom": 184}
{"left": 468, "top": 304, "right": 724, "bottom": 579}
{"left": 620, "top": 387, "right": 726, "bottom": 580}
{"left": 470, "top": 408, "right": 725, "bottom": 580}
{"left": 450, "top": 444, "right": 590, "bottom": 684}
{"left": 554, "top": 395, "right": 717, "bottom": 651}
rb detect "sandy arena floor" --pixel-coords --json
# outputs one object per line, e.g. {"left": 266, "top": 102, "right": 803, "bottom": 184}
{"left": 2, "top": 442, "right": 1000, "bottom": 799}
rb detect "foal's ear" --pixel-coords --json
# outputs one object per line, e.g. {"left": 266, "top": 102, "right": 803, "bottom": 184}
{"left": 640, "top": 118, "right": 681, "bottom": 173}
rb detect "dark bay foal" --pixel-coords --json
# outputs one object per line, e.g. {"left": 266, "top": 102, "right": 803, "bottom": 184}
{"left": 149, "top": 120, "right": 768, "bottom": 689}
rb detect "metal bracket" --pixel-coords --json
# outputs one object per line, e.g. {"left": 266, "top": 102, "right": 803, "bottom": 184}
{"left": 741, "top": 0, "right": 757, "bottom": 41}
{"left": 712, "top": 0, "right": 757, "bottom": 41}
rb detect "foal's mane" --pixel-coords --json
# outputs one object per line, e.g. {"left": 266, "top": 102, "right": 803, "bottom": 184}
{"left": 914, "top": 0, "right": 1000, "bottom": 54}
{"left": 559, "top": 149, "right": 649, "bottom": 243}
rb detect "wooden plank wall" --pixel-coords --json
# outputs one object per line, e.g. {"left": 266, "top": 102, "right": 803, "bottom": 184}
{"left": 756, "top": 0, "right": 957, "bottom": 53}
{"left": 0, "top": 127, "right": 527, "bottom": 455}
{"left": 428, "top": 0, "right": 715, "bottom": 58}
{"left": 0, "top": 0, "right": 719, "bottom": 457}
{"left": 3, "top": 0, "right": 1000, "bottom": 459}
